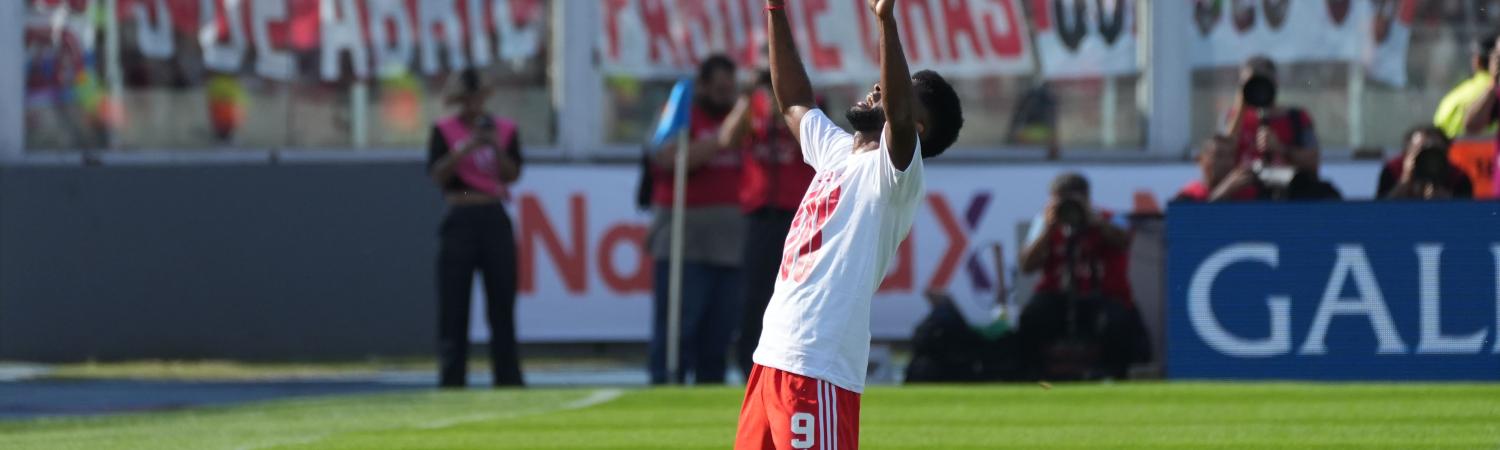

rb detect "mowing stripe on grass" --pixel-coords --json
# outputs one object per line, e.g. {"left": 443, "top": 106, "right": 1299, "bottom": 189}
{"left": 414, "top": 388, "right": 623, "bottom": 430}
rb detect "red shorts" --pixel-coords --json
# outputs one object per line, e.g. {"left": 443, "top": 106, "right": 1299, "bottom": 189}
{"left": 735, "top": 364, "right": 860, "bottom": 450}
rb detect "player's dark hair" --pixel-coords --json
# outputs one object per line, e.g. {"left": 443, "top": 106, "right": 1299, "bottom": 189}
{"left": 1477, "top": 31, "right": 1499, "bottom": 69}
{"left": 1051, "top": 172, "right": 1090, "bottom": 197}
{"left": 697, "top": 54, "right": 737, "bottom": 83}
{"left": 913, "top": 70, "right": 964, "bottom": 158}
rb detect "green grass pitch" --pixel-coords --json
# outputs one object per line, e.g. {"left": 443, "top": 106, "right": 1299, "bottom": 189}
{"left": 4, "top": 383, "right": 1499, "bottom": 449}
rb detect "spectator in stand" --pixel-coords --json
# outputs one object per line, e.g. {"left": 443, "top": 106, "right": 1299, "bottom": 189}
{"left": 1378, "top": 125, "right": 1474, "bottom": 200}
{"left": 1435, "top": 31, "right": 1498, "bottom": 138}
{"left": 427, "top": 68, "right": 525, "bottom": 388}
{"left": 1175, "top": 135, "right": 1262, "bottom": 202}
{"left": 1224, "top": 56, "right": 1342, "bottom": 201}
{"left": 647, "top": 55, "right": 745, "bottom": 385}
{"left": 1016, "top": 173, "right": 1149, "bottom": 380}
{"left": 718, "top": 70, "right": 817, "bottom": 379}
{"left": 1463, "top": 39, "right": 1500, "bottom": 197}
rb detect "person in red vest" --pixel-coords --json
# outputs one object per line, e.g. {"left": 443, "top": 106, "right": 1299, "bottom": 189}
{"left": 1174, "top": 135, "right": 1263, "bottom": 202}
{"left": 1017, "top": 173, "right": 1148, "bottom": 380}
{"left": 426, "top": 68, "right": 524, "bottom": 388}
{"left": 1224, "top": 56, "right": 1318, "bottom": 168}
{"left": 1224, "top": 56, "right": 1342, "bottom": 201}
{"left": 647, "top": 55, "right": 745, "bottom": 385}
{"left": 1378, "top": 125, "right": 1474, "bottom": 200}
{"left": 718, "top": 71, "right": 818, "bottom": 380}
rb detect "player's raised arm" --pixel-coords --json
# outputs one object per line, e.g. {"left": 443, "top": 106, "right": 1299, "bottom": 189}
{"left": 766, "top": 0, "right": 816, "bottom": 141}
{"left": 871, "top": 0, "right": 918, "bottom": 170}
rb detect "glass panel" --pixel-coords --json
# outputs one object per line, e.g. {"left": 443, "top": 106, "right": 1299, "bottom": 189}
{"left": 23, "top": 0, "right": 553, "bottom": 153}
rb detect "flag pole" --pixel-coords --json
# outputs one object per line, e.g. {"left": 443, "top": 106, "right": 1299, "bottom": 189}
{"left": 666, "top": 124, "right": 689, "bottom": 385}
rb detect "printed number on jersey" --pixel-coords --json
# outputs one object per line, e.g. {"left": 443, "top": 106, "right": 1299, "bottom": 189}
{"left": 779, "top": 170, "right": 842, "bottom": 282}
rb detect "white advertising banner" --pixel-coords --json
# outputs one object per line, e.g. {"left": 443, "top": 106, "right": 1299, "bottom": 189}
{"left": 472, "top": 162, "right": 1380, "bottom": 343}
{"left": 598, "top": 0, "right": 1036, "bottom": 84}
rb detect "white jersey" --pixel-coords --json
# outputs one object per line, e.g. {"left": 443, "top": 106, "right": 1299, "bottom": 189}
{"left": 752, "top": 109, "right": 925, "bottom": 393}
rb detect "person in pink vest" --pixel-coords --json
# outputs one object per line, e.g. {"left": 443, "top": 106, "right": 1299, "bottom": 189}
{"left": 426, "top": 68, "right": 524, "bottom": 388}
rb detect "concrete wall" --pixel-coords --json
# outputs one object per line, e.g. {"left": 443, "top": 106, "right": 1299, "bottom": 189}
{"left": 0, "top": 162, "right": 445, "bottom": 361}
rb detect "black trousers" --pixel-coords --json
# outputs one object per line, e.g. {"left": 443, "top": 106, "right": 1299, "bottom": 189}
{"left": 1015, "top": 293, "right": 1147, "bottom": 380}
{"left": 735, "top": 207, "right": 797, "bottom": 379}
{"left": 436, "top": 203, "right": 523, "bottom": 388}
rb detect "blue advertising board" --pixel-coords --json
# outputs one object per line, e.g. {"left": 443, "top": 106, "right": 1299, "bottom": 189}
{"left": 1167, "top": 201, "right": 1500, "bottom": 380}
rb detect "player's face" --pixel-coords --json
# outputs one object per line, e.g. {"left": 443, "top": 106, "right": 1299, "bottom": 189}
{"left": 846, "top": 83, "right": 885, "bottom": 134}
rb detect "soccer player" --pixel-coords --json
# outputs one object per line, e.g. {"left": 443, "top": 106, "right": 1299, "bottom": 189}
{"left": 735, "top": 0, "right": 964, "bottom": 448}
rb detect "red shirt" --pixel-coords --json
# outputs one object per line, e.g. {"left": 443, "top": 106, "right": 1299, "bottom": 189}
{"left": 651, "top": 105, "right": 742, "bottom": 207}
{"left": 740, "top": 91, "right": 816, "bottom": 213}
{"left": 1175, "top": 180, "right": 1261, "bottom": 202}
{"left": 1033, "top": 211, "right": 1134, "bottom": 307}
{"left": 1234, "top": 108, "right": 1316, "bottom": 166}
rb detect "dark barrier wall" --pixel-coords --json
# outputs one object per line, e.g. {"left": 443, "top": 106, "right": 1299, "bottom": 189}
{"left": 1167, "top": 202, "right": 1500, "bottom": 380}
{"left": 0, "top": 162, "right": 445, "bottom": 361}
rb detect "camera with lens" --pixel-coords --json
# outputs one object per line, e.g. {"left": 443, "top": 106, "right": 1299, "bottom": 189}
{"left": 756, "top": 69, "right": 773, "bottom": 88}
{"left": 1241, "top": 74, "right": 1277, "bottom": 109}
{"left": 1409, "top": 141, "right": 1450, "bottom": 185}
{"left": 1055, "top": 198, "right": 1088, "bottom": 229}
{"left": 1242, "top": 73, "right": 1294, "bottom": 187}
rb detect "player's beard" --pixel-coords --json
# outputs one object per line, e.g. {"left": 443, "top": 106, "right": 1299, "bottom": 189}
{"left": 846, "top": 104, "right": 886, "bottom": 134}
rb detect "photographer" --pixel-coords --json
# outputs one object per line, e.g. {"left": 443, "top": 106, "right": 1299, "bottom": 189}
{"left": 1175, "top": 135, "right": 1263, "bottom": 202}
{"left": 646, "top": 55, "right": 745, "bottom": 385}
{"left": 1016, "top": 173, "right": 1148, "bottom": 380}
{"left": 1378, "top": 126, "right": 1474, "bottom": 200}
{"left": 1225, "top": 56, "right": 1341, "bottom": 201}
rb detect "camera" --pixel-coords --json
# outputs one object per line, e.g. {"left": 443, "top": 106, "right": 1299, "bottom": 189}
{"left": 1409, "top": 143, "right": 1450, "bottom": 185}
{"left": 1055, "top": 198, "right": 1088, "bottom": 229}
{"left": 756, "top": 69, "right": 773, "bottom": 88}
{"left": 474, "top": 116, "right": 496, "bottom": 133}
{"left": 1241, "top": 74, "right": 1277, "bottom": 109}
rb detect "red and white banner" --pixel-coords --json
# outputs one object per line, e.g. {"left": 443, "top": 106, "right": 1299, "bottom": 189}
{"left": 599, "top": 0, "right": 1035, "bottom": 84}
{"left": 30, "top": 0, "right": 1413, "bottom": 85}
{"left": 599, "top": 0, "right": 1414, "bottom": 85}
{"left": 477, "top": 162, "right": 1379, "bottom": 343}
{"left": 28, "top": 0, "right": 548, "bottom": 81}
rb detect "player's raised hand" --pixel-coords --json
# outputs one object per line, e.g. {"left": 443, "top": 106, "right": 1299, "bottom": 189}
{"left": 867, "top": 0, "right": 895, "bottom": 19}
